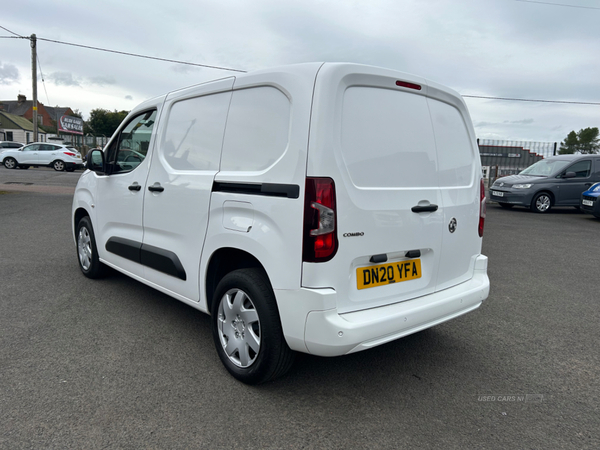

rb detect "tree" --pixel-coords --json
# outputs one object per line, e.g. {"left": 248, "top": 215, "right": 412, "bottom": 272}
{"left": 559, "top": 127, "right": 599, "bottom": 154}
{"left": 559, "top": 131, "right": 578, "bottom": 154}
{"left": 87, "top": 108, "right": 129, "bottom": 137}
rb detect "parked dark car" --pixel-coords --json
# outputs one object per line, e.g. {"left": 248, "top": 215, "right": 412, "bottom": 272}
{"left": 489, "top": 154, "right": 600, "bottom": 213}
{"left": 581, "top": 182, "right": 600, "bottom": 219}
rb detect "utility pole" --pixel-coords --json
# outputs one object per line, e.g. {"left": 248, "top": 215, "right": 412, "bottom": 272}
{"left": 31, "top": 34, "right": 38, "bottom": 142}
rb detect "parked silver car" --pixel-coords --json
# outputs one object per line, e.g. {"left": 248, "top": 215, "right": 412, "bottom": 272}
{"left": 489, "top": 154, "right": 600, "bottom": 213}
{"left": 1, "top": 142, "right": 84, "bottom": 172}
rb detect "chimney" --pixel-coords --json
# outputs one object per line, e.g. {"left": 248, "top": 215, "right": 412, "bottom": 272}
{"left": 17, "top": 94, "right": 27, "bottom": 103}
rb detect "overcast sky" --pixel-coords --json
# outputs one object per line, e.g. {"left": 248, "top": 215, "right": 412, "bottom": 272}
{"left": 1, "top": 0, "right": 599, "bottom": 143}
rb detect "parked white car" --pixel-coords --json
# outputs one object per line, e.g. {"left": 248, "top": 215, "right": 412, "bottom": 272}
{"left": 2, "top": 142, "right": 84, "bottom": 171}
{"left": 73, "top": 62, "right": 490, "bottom": 384}
{"left": 0, "top": 141, "right": 24, "bottom": 152}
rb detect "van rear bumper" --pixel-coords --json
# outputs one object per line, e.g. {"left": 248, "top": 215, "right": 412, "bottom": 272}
{"left": 276, "top": 255, "right": 489, "bottom": 357}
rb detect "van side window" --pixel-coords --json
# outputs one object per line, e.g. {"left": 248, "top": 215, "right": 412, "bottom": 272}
{"left": 221, "top": 87, "right": 291, "bottom": 172}
{"left": 567, "top": 160, "right": 591, "bottom": 178}
{"left": 107, "top": 110, "right": 157, "bottom": 174}
{"left": 162, "top": 92, "right": 231, "bottom": 171}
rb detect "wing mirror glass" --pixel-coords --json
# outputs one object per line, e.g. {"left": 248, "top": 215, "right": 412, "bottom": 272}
{"left": 88, "top": 149, "right": 106, "bottom": 174}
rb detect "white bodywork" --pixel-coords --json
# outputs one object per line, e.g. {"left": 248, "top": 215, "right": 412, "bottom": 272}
{"left": 72, "top": 62, "right": 489, "bottom": 357}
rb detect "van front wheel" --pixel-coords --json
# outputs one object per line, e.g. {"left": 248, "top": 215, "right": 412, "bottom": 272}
{"left": 211, "top": 268, "right": 294, "bottom": 384}
{"left": 76, "top": 216, "right": 106, "bottom": 278}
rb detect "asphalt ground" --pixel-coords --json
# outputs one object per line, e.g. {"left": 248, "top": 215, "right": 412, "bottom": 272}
{"left": 1, "top": 167, "right": 599, "bottom": 449}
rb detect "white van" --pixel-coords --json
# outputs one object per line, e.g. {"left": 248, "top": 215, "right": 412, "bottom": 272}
{"left": 73, "top": 63, "right": 489, "bottom": 384}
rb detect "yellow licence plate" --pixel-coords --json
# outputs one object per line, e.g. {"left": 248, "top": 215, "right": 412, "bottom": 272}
{"left": 357, "top": 259, "right": 422, "bottom": 290}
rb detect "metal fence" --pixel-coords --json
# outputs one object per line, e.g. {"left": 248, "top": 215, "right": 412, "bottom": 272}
{"left": 479, "top": 139, "right": 557, "bottom": 185}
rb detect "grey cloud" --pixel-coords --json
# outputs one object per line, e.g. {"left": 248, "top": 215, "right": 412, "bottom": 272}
{"left": 49, "top": 72, "right": 81, "bottom": 87}
{"left": 0, "top": 62, "right": 19, "bottom": 85}
{"left": 88, "top": 76, "right": 116, "bottom": 86}
{"left": 504, "top": 119, "right": 535, "bottom": 125}
{"left": 125, "top": 95, "right": 133, "bottom": 100}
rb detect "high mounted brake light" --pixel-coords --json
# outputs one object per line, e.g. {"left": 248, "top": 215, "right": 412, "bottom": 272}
{"left": 396, "top": 80, "right": 422, "bottom": 90}
{"left": 303, "top": 177, "right": 338, "bottom": 262}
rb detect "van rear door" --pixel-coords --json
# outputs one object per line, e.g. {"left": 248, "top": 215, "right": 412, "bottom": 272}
{"left": 303, "top": 64, "right": 481, "bottom": 314}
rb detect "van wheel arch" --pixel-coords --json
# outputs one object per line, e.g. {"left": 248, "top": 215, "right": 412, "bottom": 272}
{"left": 74, "top": 208, "right": 90, "bottom": 231}
{"left": 205, "top": 248, "right": 270, "bottom": 313}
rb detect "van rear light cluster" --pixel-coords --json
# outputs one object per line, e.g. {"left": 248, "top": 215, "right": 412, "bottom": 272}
{"left": 479, "top": 178, "right": 486, "bottom": 237}
{"left": 303, "top": 177, "right": 338, "bottom": 262}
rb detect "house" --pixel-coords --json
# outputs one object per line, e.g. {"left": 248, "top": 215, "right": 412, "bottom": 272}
{"left": 0, "top": 110, "right": 47, "bottom": 144}
{"left": 0, "top": 94, "right": 74, "bottom": 130}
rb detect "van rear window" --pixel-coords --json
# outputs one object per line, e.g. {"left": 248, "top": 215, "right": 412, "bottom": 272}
{"left": 428, "top": 98, "right": 474, "bottom": 187}
{"left": 341, "top": 87, "right": 438, "bottom": 188}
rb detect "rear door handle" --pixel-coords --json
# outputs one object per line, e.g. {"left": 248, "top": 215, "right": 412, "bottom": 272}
{"left": 411, "top": 204, "right": 438, "bottom": 213}
{"left": 148, "top": 182, "right": 164, "bottom": 193}
{"left": 128, "top": 183, "right": 142, "bottom": 191}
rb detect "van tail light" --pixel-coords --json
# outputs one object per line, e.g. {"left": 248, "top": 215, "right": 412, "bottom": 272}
{"left": 303, "top": 177, "right": 338, "bottom": 262}
{"left": 479, "top": 178, "right": 486, "bottom": 237}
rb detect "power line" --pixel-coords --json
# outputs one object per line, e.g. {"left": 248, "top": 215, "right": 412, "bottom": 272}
{"left": 36, "top": 55, "right": 51, "bottom": 105}
{"left": 0, "top": 25, "right": 24, "bottom": 37}
{"left": 462, "top": 94, "right": 600, "bottom": 105}
{"left": 36, "top": 37, "right": 247, "bottom": 73}
{"left": 515, "top": 0, "right": 600, "bottom": 10}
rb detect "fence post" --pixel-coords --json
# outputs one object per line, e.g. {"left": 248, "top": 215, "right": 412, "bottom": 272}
{"left": 553, "top": 142, "right": 557, "bottom": 156}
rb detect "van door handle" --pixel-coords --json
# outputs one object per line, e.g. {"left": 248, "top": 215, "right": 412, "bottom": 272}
{"left": 148, "top": 183, "right": 164, "bottom": 193}
{"left": 128, "top": 183, "right": 142, "bottom": 191}
{"left": 411, "top": 204, "right": 438, "bottom": 213}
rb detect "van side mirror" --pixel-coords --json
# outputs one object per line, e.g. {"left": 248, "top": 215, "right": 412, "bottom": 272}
{"left": 88, "top": 149, "right": 106, "bottom": 174}
{"left": 562, "top": 171, "right": 576, "bottom": 179}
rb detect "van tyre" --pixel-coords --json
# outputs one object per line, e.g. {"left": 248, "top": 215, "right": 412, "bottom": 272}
{"left": 3, "top": 157, "right": 17, "bottom": 169}
{"left": 531, "top": 192, "right": 551, "bottom": 213}
{"left": 53, "top": 160, "right": 65, "bottom": 171}
{"left": 211, "top": 268, "right": 294, "bottom": 384}
{"left": 76, "top": 216, "right": 106, "bottom": 279}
